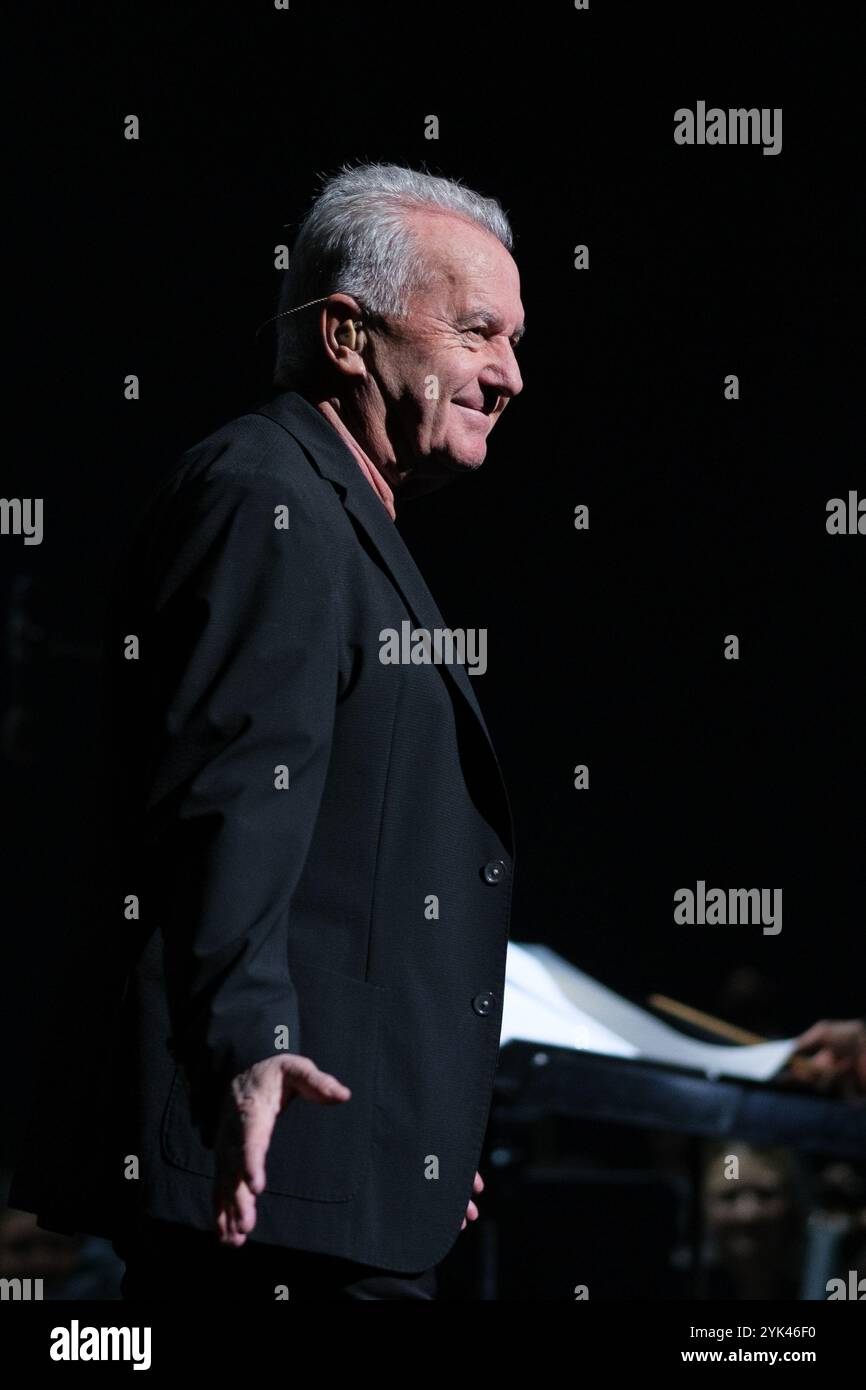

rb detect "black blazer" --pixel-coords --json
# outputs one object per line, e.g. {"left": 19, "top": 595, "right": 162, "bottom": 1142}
{"left": 11, "top": 390, "right": 515, "bottom": 1274}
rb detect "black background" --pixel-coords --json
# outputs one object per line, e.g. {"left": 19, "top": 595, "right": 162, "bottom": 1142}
{"left": 2, "top": 1, "right": 863, "bottom": 1156}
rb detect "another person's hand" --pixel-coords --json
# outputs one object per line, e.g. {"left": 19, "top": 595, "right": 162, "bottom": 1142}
{"left": 214, "top": 1054, "right": 351, "bottom": 1246}
{"left": 460, "top": 1170, "right": 484, "bottom": 1231}
{"left": 789, "top": 1019, "right": 866, "bottom": 1095}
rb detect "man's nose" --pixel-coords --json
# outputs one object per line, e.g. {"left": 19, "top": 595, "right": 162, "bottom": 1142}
{"left": 480, "top": 339, "right": 523, "bottom": 401}
{"left": 732, "top": 1195, "right": 763, "bottom": 1223}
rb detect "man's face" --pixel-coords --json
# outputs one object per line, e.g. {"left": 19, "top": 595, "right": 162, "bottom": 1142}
{"left": 705, "top": 1152, "right": 797, "bottom": 1268}
{"left": 364, "top": 210, "right": 524, "bottom": 478}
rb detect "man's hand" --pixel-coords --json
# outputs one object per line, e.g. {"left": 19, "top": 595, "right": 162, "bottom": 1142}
{"left": 214, "top": 1054, "right": 351, "bottom": 1246}
{"left": 460, "top": 1170, "right": 484, "bottom": 1231}
{"left": 789, "top": 1019, "right": 866, "bottom": 1095}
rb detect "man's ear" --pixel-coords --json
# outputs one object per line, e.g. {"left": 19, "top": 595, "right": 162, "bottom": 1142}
{"left": 335, "top": 320, "right": 365, "bottom": 352}
{"left": 322, "top": 295, "right": 367, "bottom": 376}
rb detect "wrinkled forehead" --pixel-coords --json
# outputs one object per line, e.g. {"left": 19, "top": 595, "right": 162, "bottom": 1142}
{"left": 406, "top": 209, "right": 521, "bottom": 313}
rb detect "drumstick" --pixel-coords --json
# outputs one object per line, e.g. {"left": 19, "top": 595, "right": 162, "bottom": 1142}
{"left": 648, "top": 993, "right": 765, "bottom": 1044}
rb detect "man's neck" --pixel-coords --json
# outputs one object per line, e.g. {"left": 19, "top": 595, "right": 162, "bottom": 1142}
{"left": 313, "top": 396, "right": 397, "bottom": 521}
{"left": 309, "top": 390, "right": 458, "bottom": 505}
{"left": 314, "top": 394, "right": 405, "bottom": 479}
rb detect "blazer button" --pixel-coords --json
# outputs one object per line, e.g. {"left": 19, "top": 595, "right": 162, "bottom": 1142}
{"left": 482, "top": 860, "right": 507, "bottom": 885}
{"left": 472, "top": 992, "right": 495, "bottom": 1016}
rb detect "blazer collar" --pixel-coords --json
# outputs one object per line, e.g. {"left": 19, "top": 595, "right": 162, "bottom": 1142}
{"left": 252, "top": 390, "right": 497, "bottom": 748}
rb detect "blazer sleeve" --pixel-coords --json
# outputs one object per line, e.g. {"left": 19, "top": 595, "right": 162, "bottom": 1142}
{"left": 132, "top": 462, "right": 338, "bottom": 1132}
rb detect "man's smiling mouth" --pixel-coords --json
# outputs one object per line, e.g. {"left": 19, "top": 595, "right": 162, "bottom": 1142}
{"left": 453, "top": 402, "right": 493, "bottom": 425}
{"left": 453, "top": 398, "right": 497, "bottom": 421}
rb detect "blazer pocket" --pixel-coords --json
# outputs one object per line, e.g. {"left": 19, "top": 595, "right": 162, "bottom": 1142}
{"left": 161, "top": 958, "right": 384, "bottom": 1202}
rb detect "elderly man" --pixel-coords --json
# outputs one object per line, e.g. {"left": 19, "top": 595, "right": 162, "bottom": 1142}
{"left": 11, "top": 163, "right": 524, "bottom": 1301}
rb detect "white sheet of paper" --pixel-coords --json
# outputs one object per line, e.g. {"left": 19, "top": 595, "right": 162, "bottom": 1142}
{"left": 501, "top": 982, "right": 639, "bottom": 1058}
{"left": 501, "top": 942, "right": 796, "bottom": 1082}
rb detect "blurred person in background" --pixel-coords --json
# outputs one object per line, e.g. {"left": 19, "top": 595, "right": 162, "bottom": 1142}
{"left": 702, "top": 1143, "right": 806, "bottom": 1300}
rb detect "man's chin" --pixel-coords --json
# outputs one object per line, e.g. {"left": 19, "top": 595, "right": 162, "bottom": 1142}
{"left": 396, "top": 447, "right": 485, "bottom": 502}
{"left": 440, "top": 435, "right": 490, "bottom": 471}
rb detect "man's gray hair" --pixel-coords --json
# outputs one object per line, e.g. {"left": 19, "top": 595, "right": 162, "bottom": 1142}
{"left": 272, "top": 162, "right": 514, "bottom": 390}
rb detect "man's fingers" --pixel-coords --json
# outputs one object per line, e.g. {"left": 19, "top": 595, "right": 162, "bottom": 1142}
{"left": 460, "top": 1176, "right": 484, "bottom": 1232}
{"left": 240, "top": 1103, "right": 280, "bottom": 1195}
{"left": 795, "top": 1022, "right": 833, "bottom": 1053}
{"left": 234, "top": 1179, "right": 257, "bottom": 1236}
{"left": 216, "top": 1179, "right": 257, "bottom": 1246}
{"left": 221, "top": 1201, "right": 245, "bottom": 1247}
{"left": 806, "top": 1048, "right": 850, "bottom": 1082}
{"left": 281, "top": 1059, "right": 352, "bottom": 1105}
{"left": 213, "top": 1056, "right": 353, "bottom": 1242}
{"left": 796, "top": 1020, "right": 866, "bottom": 1060}
{"left": 795, "top": 1022, "right": 826, "bottom": 1048}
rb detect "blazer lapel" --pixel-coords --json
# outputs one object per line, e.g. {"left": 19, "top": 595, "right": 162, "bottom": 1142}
{"left": 254, "top": 390, "right": 497, "bottom": 746}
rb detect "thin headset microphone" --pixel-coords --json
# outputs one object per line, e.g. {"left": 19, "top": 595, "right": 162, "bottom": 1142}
{"left": 254, "top": 295, "right": 332, "bottom": 341}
